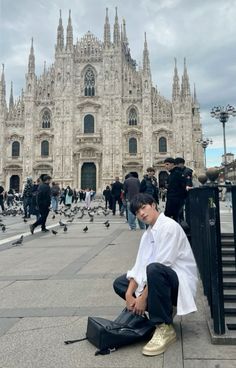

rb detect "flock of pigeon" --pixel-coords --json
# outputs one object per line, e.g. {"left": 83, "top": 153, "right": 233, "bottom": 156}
{"left": 0, "top": 203, "right": 111, "bottom": 247}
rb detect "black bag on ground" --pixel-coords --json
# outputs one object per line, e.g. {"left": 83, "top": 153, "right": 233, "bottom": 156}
{"left": 65, "top": 308, "right": 155, "bottom": 355}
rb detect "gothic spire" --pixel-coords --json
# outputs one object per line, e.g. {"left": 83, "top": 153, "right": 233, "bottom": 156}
{"left": 56, "top": 9, "right": 64, "bottom": 51}
{"left": 28, "top": 38, "right": 35, "bottom": 74}
{"left": 66, "top": 10, "right": 73, "bottom": 51}
{"left": 104, "top": 8, "right": 111, "bottom": 48}
{"left": 0, "top": 64, "right": 6, "bottom": 105}
{"left": 113, "top": 7, "right": 120, "bottom": 46}
{"left": 181, "top": 58, "right": 191, "bottom": 99}
{"left": 143, "top": 32, "right": 150, "bottom": 74}
{"left": 9, "top": 81, "right": 14, "bottom": 110}
{"left": 122, "top": 19, "right": 128, "bottom": 47}
{"left": 172, "top": 58, "right": 180, "bottom": 100}
{"left": 193, "top": 83, "right": 198, "bottom": 104}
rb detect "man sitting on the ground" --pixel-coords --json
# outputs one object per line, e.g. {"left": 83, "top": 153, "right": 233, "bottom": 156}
{"left": 113, "top": 193, "right": 198, "bottom": 356}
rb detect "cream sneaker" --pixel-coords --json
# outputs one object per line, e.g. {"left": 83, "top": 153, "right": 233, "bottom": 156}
{"left": 142, "top": 323, "right": 176, "bottom": 356}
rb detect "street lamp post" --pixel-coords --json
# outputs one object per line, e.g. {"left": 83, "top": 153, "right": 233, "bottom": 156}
{"left": 197, "top": 137, "right": 213, "bottom": 170}
{"left": 211, "top": 105, "right": 236, "bottom": 178}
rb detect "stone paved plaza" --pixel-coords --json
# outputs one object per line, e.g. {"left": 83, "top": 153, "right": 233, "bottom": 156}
{"left": 0, "top": 201, "right": 235, "bottom": 367}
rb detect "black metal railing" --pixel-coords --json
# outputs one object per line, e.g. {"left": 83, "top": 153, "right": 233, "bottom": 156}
{"left": 187, "top": 185, "right": 236, "bottom": 335}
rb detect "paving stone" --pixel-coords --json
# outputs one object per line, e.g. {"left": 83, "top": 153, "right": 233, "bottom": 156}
{"left": 0, "top": 279, "right": 124, "bottom": 308}
{"left": 0, "top": 318, "right": 20, "bottom": 337}
{"left": 182, "top": 321, "right": 236, "bottom": 359}
{"left": 184, "top": 360, "right": 236, "bottom": 368}
{"left": 0, "top": 316, "right": 164, "bottom": 368}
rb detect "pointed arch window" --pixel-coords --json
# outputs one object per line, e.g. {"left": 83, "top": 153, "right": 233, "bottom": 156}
{"left": 42, "top": 110, "right": 51, "bottom": 128}
{"left": 128, "top": 108, "right": 138, "bottom": 126}
{"left": 84, "top": 67, "right": 95, "bottom": 96}
{"left": 159, "top": 137, "right": 167, "bottom": 153}
{"left": 12, "top": 141, "right": 20, "bottom": 157}
{"left": 129, "top": 137, "right": 137, "bottom": 155}
{"left": 41, "top": 140, "right": 49, "bottom": 156}
{"left": 84, "top": 114, "right": 94, "bottom": 133}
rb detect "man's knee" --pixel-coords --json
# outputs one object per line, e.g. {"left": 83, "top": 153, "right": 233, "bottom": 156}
{"left": 146, "top": 262, "right": 164, "bottom": 279}
{"left": 113, "top": 274, "right": 128, "bottom": 299}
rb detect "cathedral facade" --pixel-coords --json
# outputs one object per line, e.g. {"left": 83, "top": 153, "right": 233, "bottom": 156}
{"left": 0, "top": 8, "right": 204, "bottom": 193}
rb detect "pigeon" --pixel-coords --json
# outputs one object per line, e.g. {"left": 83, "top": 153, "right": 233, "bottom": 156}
{"left": 64, "top": 225, "right": 68, "bottom": 232}
{"left": 59, "top": 220, "right": 66, "bottom": 227}
{"left": 105, "top": 222, "right": 110, "bottom": 229}
{"left": 83, "top": 226, "right": 88, "bottom": 233}
{"left": 89, "top": 216, "right": 94, "bottom": 222}
{"left": 23, "top": 218, "right": 27, "bottom": 223}
{"left": 67, "top": 217, "right": 74, "bottom": 223}
{"left": 1, "top": 225, "right": 6, "bottom": 232}
{"left": 12, "top": 235, "right": 24, "bottom": 246}
{"left": 52, "top": 229, "right": 58, "bottom": 235}
{"left": 52, "top": 214, "right": 56, "bottom": 219}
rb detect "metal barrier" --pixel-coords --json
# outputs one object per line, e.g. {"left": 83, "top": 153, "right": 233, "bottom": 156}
{"left": 187, "top": 185, "right": 236, "bottom": 334}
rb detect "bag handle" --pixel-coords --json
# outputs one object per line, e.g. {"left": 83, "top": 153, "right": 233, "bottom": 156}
{"left": 64, "top": 337, "right": 87, "bottom": 345}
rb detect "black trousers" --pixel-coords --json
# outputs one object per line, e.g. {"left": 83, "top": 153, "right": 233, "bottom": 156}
{"left": 113, "top": 263, "right": 179, "bottom": 325}
{"left": 165, "top": 198, "right": 184, "bottom": 222}
{"left": 33, "top": 206, "right": 50, "bottom": 230}
{"left": 112, "top": 195, "right": 122, "bottom": 214}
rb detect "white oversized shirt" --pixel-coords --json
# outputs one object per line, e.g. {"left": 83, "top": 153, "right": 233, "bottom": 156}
{"left": 126, "top": 213, "right": 198, "bottom": 315}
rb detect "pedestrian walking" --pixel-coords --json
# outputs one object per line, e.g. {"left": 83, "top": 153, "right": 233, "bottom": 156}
{"left": 123, "top": 172, "right": 145, "bottom": 230}
{"left": 30, "top": 175, "right": 52, "bottom": 233}
{"left": 111, "top": 177, "right": 123, "bottom": 215}
{"left": 51, "top": 182, "right": 60, "bottom": 213}
{"left": 23, "top": 177, "right": 33, "bottom": 218}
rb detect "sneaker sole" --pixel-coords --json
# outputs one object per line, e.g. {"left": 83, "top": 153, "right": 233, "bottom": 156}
{"left": 142, "top": 335, "right": 176, "bottom": 356}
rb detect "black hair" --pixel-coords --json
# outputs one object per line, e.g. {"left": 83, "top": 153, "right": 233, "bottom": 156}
{"left": 164, "top": 157, "right": 175, "bottom": 164}
{"left": 42, "top": 175, "right": 51, "bottom": 182}
{"left": 129, "top": 171, "right": 139, "bottom": 178}
{"left": 130, "top": 193, "right": 156, "bottom": 215}
{"left": 174, "top": 157, "right": 185, "bottom": 165}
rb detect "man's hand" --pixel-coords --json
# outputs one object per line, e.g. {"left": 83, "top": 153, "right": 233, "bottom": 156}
{"left": 125, "top": 293, "right": 136, "bottom": 311}
{"left": 133, "top": 294, "right": 147, "bottom": 315}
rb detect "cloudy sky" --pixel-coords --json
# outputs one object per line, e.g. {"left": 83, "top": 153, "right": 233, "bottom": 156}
{"left": 1, "top": 0, "right": 236, "bottom": 167}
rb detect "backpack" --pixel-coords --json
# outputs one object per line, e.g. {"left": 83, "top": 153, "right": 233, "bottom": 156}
{"left": 64, "top": 308, "right": 155, "bottom": 355}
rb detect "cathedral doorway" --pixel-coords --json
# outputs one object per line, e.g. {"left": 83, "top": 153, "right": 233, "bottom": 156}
{"left": 81, "top": 163, "right": 96, "bottom": 191}
{"left": 159, "top": 171, "right": 169, "bottom": 188}
{"left": 10, "top": 175, "right": 20, "bottom": 192}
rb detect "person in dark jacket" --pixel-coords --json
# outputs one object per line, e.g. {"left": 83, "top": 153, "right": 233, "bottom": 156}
{"left": 174, "top": 157, "right": 193, "bottom": 189}
{"left": 140, "top": 167, "right": 159, "bottom": 203}
{"left": 23, "top": 177, "right": 33, "bottom": 218}
{"left": 0, "top": 185, "right": 5, "bottom": 212}
{"left": 124, "top": 172, "right": 145, "bottom": 230}
{"left": 31, "top": 178, "right": 40, "bottom": 220}
{"left": 111, "top": 177, "right": 123, "bottom": 215}
{"left": 30, "top": 175, "right": 52, "bottom": 233}
{"left": 164, "top": 158, "right": 186, "bottom": 222}
{"left": 103, "top": 185, "right": 112, "bottom": 210}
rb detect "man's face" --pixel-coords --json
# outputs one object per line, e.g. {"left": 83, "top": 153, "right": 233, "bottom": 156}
{"left": 165, "top": 162, "right": 174, "bottom": 172}
{"left": 147, "top": 170, "right": 155, "bottom": 178}
{"left": 136, "top": 203, "right": 159, "bottom": 226}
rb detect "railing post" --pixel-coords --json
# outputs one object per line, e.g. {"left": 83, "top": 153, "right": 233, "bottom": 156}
{"left": 188, "top": 186, "right": 225, "bottom": 334}
{"left": 231, "top": 186, "right": 236, "bottom": 266}
{"left": 208, "top": 186, "right": 225, "bottom": 334}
